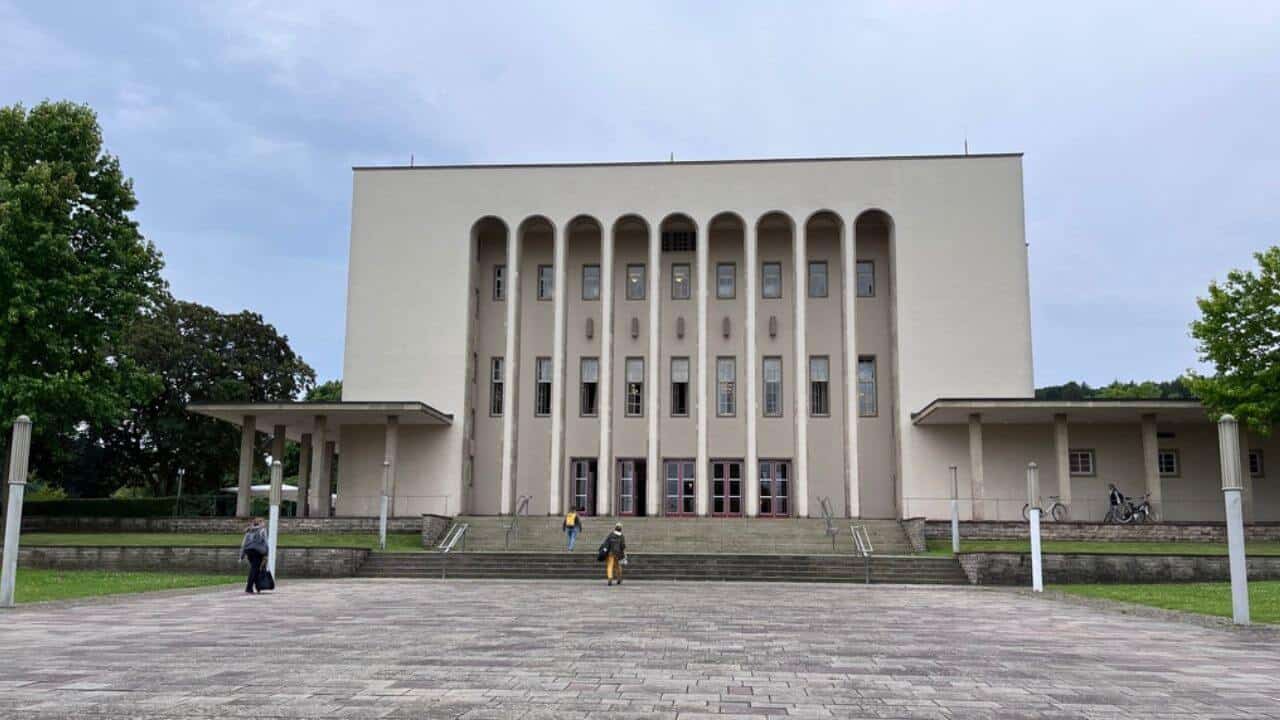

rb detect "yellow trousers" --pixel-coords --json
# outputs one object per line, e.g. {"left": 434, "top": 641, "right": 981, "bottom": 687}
{"left": 606, "top": 555, "right": 622, "bottom": 581}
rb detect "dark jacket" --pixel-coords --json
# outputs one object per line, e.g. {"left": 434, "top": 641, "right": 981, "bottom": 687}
{"left": 604, "top": 530, "right": 625, "bottom": 558}
{"left": 240, "top": 527, "right": 268, "bottom": 560}
{"left": 563, "top": 512, "right": 583, "bottom": 532}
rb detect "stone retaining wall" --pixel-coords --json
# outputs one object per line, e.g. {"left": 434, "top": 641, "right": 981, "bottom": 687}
{"left": 901, "top": 518, "right": 927, "bottom": 553}
{"left": 959, "top": 552, "right": 1280, "bottom": 585}
{"left": 421, "top": 515, "right": 451, "bottom": 548}
{"left": 17, "top": 546, "right": 369, "bottom": 577}
{"left": 925, "top": 521, "right": 1280, "bottom": 543}
{"left": 7, "top": 515, "right": 445, "bottom": 534}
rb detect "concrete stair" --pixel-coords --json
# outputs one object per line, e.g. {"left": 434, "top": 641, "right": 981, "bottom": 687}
{"left": 449, "top": 515, "right": 916, "bottom": 555}
{"left": 357, "top": 552, "right": 969, "bottom": 584}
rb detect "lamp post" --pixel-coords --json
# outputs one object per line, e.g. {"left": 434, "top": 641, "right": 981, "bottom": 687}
{"left": 949, "top": 465, "right": 960, "bottom": 554}
{"left": 267, "top": 460, "right": 282, "bottom": 578}
{"left": 1026, "top": 461, "right": 1043, "bottom": 593}
{"left": 1218, "top": 414, "right": 1250, "bottom": 625}
{"left": 379, "top": 460, "right": 390, "bottom": 551}
{"left": 1, "top": 416, "right": 33, "bottom": 608}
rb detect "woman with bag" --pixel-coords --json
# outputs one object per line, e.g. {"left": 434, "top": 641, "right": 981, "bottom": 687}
{"left": 600, "top": 523, "right": 626, "bottom": 586}
{"left": 239, "top": 518, "right": 270, "bottom": 594}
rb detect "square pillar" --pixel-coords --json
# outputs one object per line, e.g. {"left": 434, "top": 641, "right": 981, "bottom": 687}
{"left": 1053, "top": 413, "right": 1071, "bottom": 507}
{"left": 548, "top": 222, "right": 567, "bottom": 516}
{"left": 695, "top": 215, "right": 709, "bottom": 517}
{"left": 647, "top": 219, "right": 662, "bottom": 517}
{"left": 309, "top": 415, "right": 328, "bottom": 517}
{"left": 297, "top": 432, "right": 313, "bottom": 517}
{"left": 744, "top": 221, "right": 759, "bottom": 518}
{"left": 319, "top": 440, "right": 336, "bottom": 517}
{"left": 1140, "top": 413, "right": 1161, "bottom": 520}
{"left": 500, "top": 225, "right": 523, "bottom": 514}
{"left": 385, "top": 415, "right": 399, "bottom": 515}
{"left": 236, "top": 415, "right": 256, "bottom": 517}
{"left": 840, "top": 218, "right": 859, "bottom": 518}
{"left": 597, "top": 222, "right": 614, "bottom": 516}
{"left": 792, "top": 220, "right": 809, "bottom": 517}
{"left": 968, "top": 413, "right": 985, "bottom": 520}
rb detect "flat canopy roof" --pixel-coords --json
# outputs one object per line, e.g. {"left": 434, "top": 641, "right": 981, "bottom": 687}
{"left": 911, "top": 398, "right": 1210, "bottom": 426}
{"left": 187, "top": 401, "right": 452, "bottom": 444}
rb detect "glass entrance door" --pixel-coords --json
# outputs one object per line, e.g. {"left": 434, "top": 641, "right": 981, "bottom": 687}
{"left": 758, "top": 459, "right": 791, "bottom": 517}
{"left": 617, "top": 460, "right": 636, "bottom": 516}
{"left": 570, "top": 458, "right": 596, "bottom": 515}
{"left": 711, "top": 460, "right": 743, "bottom": 516}
{"left": 664, "top": 460, "right": 696, "bottom": 516}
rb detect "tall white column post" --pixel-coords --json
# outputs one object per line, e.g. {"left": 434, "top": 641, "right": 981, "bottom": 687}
{"left": 269, "top": 423, "right": 285, "bottom": 527}
{"left": 384, "top": 415, "right": 399, "bottom": 515}
{"left": 1026, "top": 462, "right": 1043, "bottom": 592}
{"left": 500, "top": 225, "right": 523, "bottom": 515}
{"left": 297, "top": 432, "right": 312, "bottom": 517}
{"left": 968, "top": 413, "right": 985, "bottom": 520}
{"left": 267, "top": 460, "right": 282, "bottom": 577}
{"left": 792, "top": 220, "right": 809, "bottom": 517}
{"left": 548, "top": 222, "right": 568, "bottom": 516}
{"left": 949, "top": 465, "right": 960, "bottom": 554}
{"left": 379, "top": 459, "right": 390, "bottom": 550}
{"left": 1, "top": 416, "right": 33, "bottom": 608}
{"left": 236, "top": 415, "right": 256, "bottom": 517}
{"left": 744, "top": 220, "right": 760, "bottom": 517}
{"left": 695, "top": 216, "right": 710, "bottom": 516}
{"left": 597, "top": 222, "right": 615, "bottom": 516}
{"left": 1053, "top": 413, "right": 1071, "bottom": 510}
{"left": 840, "top": 218, "right": 859, "bottom": 517}
{"left": 1140, "top": 413, "right": 1161, "bottom": 520}
{"left": 646, "top": 220, "right": 662, "bottom": 517}
{"left": 1218, "top": 414, "right": 1250, "bottom": 625}
{"left": 309, "top": 416, "right": 327, "bottom": 517}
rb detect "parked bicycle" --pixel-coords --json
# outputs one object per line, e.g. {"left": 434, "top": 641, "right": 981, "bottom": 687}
{"left": 1022, "top": 496, "right": 1069, "bottom": 522}
{"left": 1103, "top": 490, "right": 1154, "bottom": 524}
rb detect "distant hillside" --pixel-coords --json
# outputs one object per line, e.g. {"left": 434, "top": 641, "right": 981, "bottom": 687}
{"left": 1035, "top": 378, "right": 1196, "bottom": 401}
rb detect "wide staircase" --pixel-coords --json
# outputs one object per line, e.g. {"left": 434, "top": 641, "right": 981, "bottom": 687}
{"left": 357, "top": 515, "right": 969, "bottom": 584}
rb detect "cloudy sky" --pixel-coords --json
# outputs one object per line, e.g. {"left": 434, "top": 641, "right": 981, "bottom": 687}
{"left": 3, "top": 1, "right": 1277, "bottom": 388}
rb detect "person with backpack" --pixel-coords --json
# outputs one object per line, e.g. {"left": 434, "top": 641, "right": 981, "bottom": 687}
{"left": 563, "top": 509, "right": 583, "bottom": 551}
{"left": 600, "top": 522, "right": 626, "bottom": 586}
{"left": 239, "top": 518, "right": 270, "bottom": 594}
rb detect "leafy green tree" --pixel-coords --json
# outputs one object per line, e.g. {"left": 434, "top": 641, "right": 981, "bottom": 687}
{"left": 1036, "top": 378, "right": 1195, "bottom": 401}
{"left": 0, "top": 101, "right": 165, "bottom": 471}
{"left": 1189, "top": 246, "right": 1280, "bottom": 434}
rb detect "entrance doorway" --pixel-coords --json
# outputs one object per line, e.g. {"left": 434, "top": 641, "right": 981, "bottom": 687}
{"left": 757, "top": 459, "right": 791, "bottom": 517}
{"left": 569, "top": 458, "right": 597, "bottom": 515}
{"left": 664, "top": 459, "right": 696, "bottom": 516}
{"left": 711, "top": 460, "right": 744, "bottom": 516}
{"left": 616, "top": 458, "right": 647, "bottom": 516}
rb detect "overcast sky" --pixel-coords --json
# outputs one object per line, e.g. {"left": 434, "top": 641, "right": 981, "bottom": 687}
{"left": 3, "top": 1, "right": 1277, "bottom": 388}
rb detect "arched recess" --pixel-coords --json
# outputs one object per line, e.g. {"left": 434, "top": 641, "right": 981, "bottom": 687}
{"left": 606, "top": 214, "right": 653, "bottom": 516}
{"left": 750, "top": 211, "right": 798, "bottom": 516}
{"left": 467, "top": 216, "right": 510, "bottom": 515}
{"left": 800, "top": 210, "right": 846, "bottom": 513}
{"left": 852, "top": 208, "right": 900, "bottom": 519}
{"left": 703, "top": 212, "right": 748, "bottom": 516}
{"left": 562, "top": 214, "right": 604, "bottom": 516}
{"left": 509, "top": 215, "right": 556, "bottom": 515}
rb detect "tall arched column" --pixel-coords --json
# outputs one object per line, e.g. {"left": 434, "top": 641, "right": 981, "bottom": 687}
{"left": 646, "top": 218, "right": 662, "bottom": 517}
{"left": 792, "top": 218, "right": 809, "bottom": 517}
{"left": 499, "top": 224, "right": 522, "bottom": 514}
{"left": 548, "top": 221, "right": 567, "bottom": 516}
{"left": 744, "top": 220, "right": 760, "bottom": 518}
{"left": 597, "top": 222, "right": 615, "bottom": 516}
{"left": 695, "top": 217, "right": 710, "bottom": 517}
{"left": 840, "top": 219, "right": 859, "bottom": 517}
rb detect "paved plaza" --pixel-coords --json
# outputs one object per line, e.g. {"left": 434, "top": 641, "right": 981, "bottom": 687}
{"left": 1, "top": 579, "right": 1278, "bottom": 719}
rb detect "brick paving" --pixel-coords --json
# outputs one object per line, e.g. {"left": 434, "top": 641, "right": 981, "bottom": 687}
{"left": 1, "top": 579, "right": 1278, "bottom": 718}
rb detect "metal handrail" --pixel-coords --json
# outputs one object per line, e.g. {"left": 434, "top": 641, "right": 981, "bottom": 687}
{"left": 504, "top": 495, "right": 532, "bottom": 549}
{"left": 818, "top": 496, "right": 838, "bottom": 550}
{"left": 438, "top": 523, "right": 469, "bottom": 580}
{"left": 850, "top": 523, "right": 873, "bottom": 584}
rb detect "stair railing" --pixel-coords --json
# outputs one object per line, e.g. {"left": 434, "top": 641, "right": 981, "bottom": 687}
{"left": 818, "top": 496, "right": 838, "bottom": 550}
{"left": 437, "top": 522, "right": 469, "bottom": 580}
{"left": 504, "top": 495, "right": 532, "bottom": 549}
{"left": 850, "top": 523, "right": 874, "bottom": 584}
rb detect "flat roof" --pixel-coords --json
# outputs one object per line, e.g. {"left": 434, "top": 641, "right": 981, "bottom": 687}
{"left": 187, "top": 401, "right": 452, "bottom": 444}
{"left": 912, "top": 398, "right": 1209, "bottom": 426}
{"left": 353, "top": 152, "right": 1023, "bottom": 172}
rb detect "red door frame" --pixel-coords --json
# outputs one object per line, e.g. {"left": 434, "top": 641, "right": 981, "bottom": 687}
{"left": 757, "top": 459, "right": 792, "bottom": 517}
{"left": 663, "top": 459, "right": 697, "bottom": 516}
{"left": 711, "top": 459, "right": 744, "bottom": 517}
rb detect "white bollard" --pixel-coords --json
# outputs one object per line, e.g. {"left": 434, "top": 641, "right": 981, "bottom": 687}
{"left": 1218, "top": 415, "right": 1249, "bottom": 625}
{"left": 1, "top": 416, "right": 33, "bottom": 608}
{"left": 1027, "top": 462, "right": 1043, "bottom": 593}
{"left": 379, "top": 460, "right": 390, "bottom": 551}
{"left": 267, "top": 461, "right": 282, "bottom": 578}
{"left": 949, "top": 465, "right": 960, "bottom": 554}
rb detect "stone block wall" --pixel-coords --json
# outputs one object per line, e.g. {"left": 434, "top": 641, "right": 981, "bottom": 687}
{"left": 958, "top": 551, "right": 1280, "bottom": 585}
{"left": 17, "top": 546, "right": 369, "bottom": 577}
{"left": 901, "top": 518, "right": 927, "bottom": 553}
{"left": 925, "top": 521, "right": 1280, "bottom": 543}
{"left": 421, "top": 515, "right": 451, "bottom": 548}
{"left": 8, "top": 515, "right": 441, "bottom": 534}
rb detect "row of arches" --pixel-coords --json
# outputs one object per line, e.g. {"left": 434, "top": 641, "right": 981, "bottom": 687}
{"left": 471, "top": 209, "right": 893, "bottom": 242}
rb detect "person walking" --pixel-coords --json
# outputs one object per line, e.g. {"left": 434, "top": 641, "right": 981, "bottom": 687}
{"left": 603, "top": 522, "right": 626, "bottom": 586}
{"left": 239, "top": 518, "right": 269, "bottom": 594}
{"left": 563, "top": 509, "right": 583, "bottom": 551}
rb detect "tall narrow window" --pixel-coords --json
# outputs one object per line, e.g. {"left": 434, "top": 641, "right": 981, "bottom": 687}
{"left": 809, "top": 356, "right": 830, "bottom": 416}
{"left": 856, "top": 260, "right": 875, "bottom": 297}
{"left": 537, "top": 265, "right": 554, "bottom": 301}
{"left": 762, "top": 357, "right": 782, "bottom": 417}
{"left": 489, "top": 357, "right": 504, "bottom": 416}
{"left": 670, "top": 357, "right": 690, "bottom": 417}
{"left": 808, "top": 261, "right": 828, "bottom": 298}
{"left": 493, "top": 265, "right": 506, "bottom": 301}
{"left": 1249, "top": 449, "right": 1264, "bottom": 478}
{"left": 625, "top": 358, "right": 644, "bottom": 416}
{"left": 857, "top": 356, "right": 877, "bottom": 417}
{"left": 717, "top": 357, "right": 737, "bottom": 416}
{"left": 626, "top": 264, "right": 646, "bottom": 300}
{"left": 582, "top": 265, "right": 600, "bottom": 301}
{"left": 762, "top": 262, "right": 782, "bottom": 299}
{"left": 671, "top": 263, "right": 691, "bottom": 300}
{"left": 716, "top": 263, "right": 736, "bottom": 299}
{"left": 534, "top": 357, "right": 552, "bottom": 416}
{"left": 580, "top": 357, "right": 599, "bottom": 416}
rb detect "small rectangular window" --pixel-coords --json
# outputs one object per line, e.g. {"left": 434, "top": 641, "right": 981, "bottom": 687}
{"left": 580, "top": 357, "right": 599, "bottom": 416}
{"left": 716, "top": 263, "right": 736, "bottom": 299}
{"left": 493, "top": 265, "right": 506, "bottom": 301}
{"left": 1158, "top": 448, "right": 1179, "bottom": 477}
{"left": 489, "top": 357, "right": 504, "bottom": 416}
{"left": 809, "top": 356, "right": 830, "bottom": 416}
{"left": 717, "top": 357, "right": 736, "bottom": 416}
{"left": 582, "top": 265, "right": 600, "bottom": 301}
{"left": 670, "top": 357, "right": 690, "bottom": 417}
{"left": 671, "top": 263, "right": 691, "bottom": 300}
{"left": 762, "top": 357, "right": 782, "bottom": 417}
{"left": 626, "top": 264, "right": 646, "bottom": 300}
{"left": 857, "top": 355, "right": 877, "bottom": 417}
{"left": 1249, "top": 449, "right": 1264, "bottom": 478}
{"left": 808, "top": 261, "right": 828, "bottom": 298}
{"left": 625, "top": 357, "right": 644, "bottom": 416}
{"left": 1068, "top": 449, "right": 1095, "bottom": 476}
{"left": 856, "top": 261, "right": 875, "bottom": 297}
{"left": 537, "top": 265, "right": 554, "bottom": 301}
{"left": 534, "top": 357, "right": 552, "bottom": 416}
{"left": 762, "top": 262, "right": 782, "bottom": 299}
{"left": 661, "top": 230, "right": 696, "bottom": 252}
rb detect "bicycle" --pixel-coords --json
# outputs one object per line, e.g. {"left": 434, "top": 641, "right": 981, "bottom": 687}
{"left": 1022, "top": 495, "right": 1069, "bottom": 522}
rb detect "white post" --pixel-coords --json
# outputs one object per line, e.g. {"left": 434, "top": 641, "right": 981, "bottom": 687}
{"left": 949, "top": 465, "right": 960, "bottom": 554}
{"left": 695, "top": 216, "right": 709, "bottom": 517}
{"left": 744, "top": 220, "right": 759, "bottom": 518}
{"left": 1218, "top": 414, "right": 1250, "bottom": 625}
{"left": 379, "top": 460, "right": 390, "bottom": 551}
{"left": 1, "top": 416, "right": 32, "bottom": 608}
{"left": 792, "top": 218, "right": 809, "bottom": 517}
{"left": 500, "top": 224, "right": 522, "bottom": 515}
{"left": 1027, "top": 461, "right": 1043, "bottom": 592}
{"left": 548, "top": 222, "right": 567, "bottom": 516}
{"left": 597, "top": 222, "right": 614, "bottom": 516}
{"left": 267, "top": 460, "right": 282, "bottom": 577}
{"left": 841, "top": 219, "right": 859, "bottom": 518}
{"left": 647, "top": 219, "right": 662, "bottom": 517}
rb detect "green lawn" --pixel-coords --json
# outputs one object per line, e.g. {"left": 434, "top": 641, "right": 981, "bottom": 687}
{"left": 924, "top": 538, "right": 1280, "bottom": 557}
{"left": 21, "top": 532, "right": 426, "bottom": 552}
{"left": 14, "top": 569, "right": 240, "bottom": 604}
{"left": 1058, "top": 581, "right": 1280, "bottom": 624}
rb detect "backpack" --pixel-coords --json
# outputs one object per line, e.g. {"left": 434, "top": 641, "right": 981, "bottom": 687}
{"left": 564, "top": 511, "right": 577, "bottom": 527}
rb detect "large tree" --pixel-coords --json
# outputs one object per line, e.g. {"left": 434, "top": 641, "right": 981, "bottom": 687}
{"left": 0, "top": 101, "right": 165, "bottom": 471}
{"left": 1189, "top": 246, "right": 1280, "bottom": 434}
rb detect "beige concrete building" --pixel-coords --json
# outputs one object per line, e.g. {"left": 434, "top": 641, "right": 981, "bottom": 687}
{"left": 191, "top": 154, "right": 1277, "bottom": 523}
